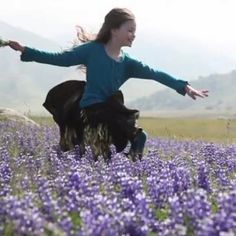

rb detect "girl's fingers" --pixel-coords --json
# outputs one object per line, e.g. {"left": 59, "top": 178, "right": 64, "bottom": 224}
{"left": 201, "top": 90, "right": 209, "bottom": 96}
{"left": 188, "top": 89, "right": 209, "bottom": 100}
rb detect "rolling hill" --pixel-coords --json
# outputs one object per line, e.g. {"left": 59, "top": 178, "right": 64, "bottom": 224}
{"left": 0, "top": 21, "right": 82, "bottom": 114}
{"left": 128, "top": 70, "right": 236, "bottom": 115}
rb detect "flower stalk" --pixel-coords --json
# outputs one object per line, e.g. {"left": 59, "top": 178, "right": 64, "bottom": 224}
{"left": 0, "top": 38, "right": 9, "bottom": 47}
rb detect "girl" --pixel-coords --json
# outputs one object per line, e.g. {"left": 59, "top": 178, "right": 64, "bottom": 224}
{"left": 7, "top": 8, "right": 209, "bottom": 161}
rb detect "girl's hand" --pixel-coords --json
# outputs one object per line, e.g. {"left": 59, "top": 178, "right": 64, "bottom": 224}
{"left": 185, "top": 84, "right": 209, "bottom": 100}
{"left": 8, "top": 40, "right": 25, "bottom": 52}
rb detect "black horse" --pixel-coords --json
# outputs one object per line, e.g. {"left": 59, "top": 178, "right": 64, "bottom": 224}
{"left": 43, "top": 80, "right": 140, "bottom": 161}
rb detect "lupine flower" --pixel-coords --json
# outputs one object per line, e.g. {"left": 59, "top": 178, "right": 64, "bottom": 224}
{"left": 1, "top": 120, "right": 236, "bottom": 235}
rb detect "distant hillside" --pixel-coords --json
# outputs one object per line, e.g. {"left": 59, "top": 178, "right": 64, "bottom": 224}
{"left": 0, "top": 21, "right": 82, "bottom": 114}
{"left": 120, "top": 32, "right": 236, "bottom": 103}
{"left": 128, "top": 70, "right": 236, "bottom": 113}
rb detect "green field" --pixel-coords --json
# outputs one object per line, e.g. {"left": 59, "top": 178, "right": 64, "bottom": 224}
{"left": 30, "top": 115, "right": 236, "bottom": 144}
{"left": 138, "top": 117, "right": 236, "bottom": 144}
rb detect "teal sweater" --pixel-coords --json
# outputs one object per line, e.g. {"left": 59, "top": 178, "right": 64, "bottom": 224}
{"left": 21, "top": 41, "right": 188, "bottom": 108}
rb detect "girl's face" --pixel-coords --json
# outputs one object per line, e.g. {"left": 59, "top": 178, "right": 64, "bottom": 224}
{"left": 111, "top": 20, "right": 136, "bottom": 47}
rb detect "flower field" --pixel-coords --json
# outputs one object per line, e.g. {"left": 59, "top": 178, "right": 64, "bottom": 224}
{"left": 1, "top": 119, "right": 236, "bottom": 236}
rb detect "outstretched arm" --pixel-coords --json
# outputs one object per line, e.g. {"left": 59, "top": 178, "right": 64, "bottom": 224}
{"left": 127, "top": 57, "right": 209, "bottom": 99}
{"left": 7, "top": 40, "right": 90, "bottom": 67}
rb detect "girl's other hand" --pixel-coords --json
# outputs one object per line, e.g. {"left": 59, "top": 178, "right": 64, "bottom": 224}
{"left": 185, "top": 84, "right": 209, "bottom": 100}
{"left": 8, "top": 41, "right": 25, "bottom": 52}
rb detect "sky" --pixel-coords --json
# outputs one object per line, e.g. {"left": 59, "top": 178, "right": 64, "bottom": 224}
{"left": 1, "top": 0, "right": 236, "bottom": 50}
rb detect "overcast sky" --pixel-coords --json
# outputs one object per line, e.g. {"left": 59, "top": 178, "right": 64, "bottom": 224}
{"left": 1, "top": 0, "right": 236, "bottom": 50}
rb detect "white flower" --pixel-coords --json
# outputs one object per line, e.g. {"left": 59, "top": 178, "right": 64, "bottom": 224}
{"left": 0, "top": 38, "right": 9, "bottom": 47}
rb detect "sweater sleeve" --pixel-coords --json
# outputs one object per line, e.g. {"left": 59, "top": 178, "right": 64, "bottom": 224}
{"left": 126, "top": 57, "right": 189, "bottom": 96}
{"left": 20, "top": 42, "right": 91, "bottom": 67}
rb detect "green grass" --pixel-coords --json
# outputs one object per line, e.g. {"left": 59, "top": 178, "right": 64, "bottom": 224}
{"left": 29, "top": 116, "right": 236, "bottom": 144}
{"left": 29, "top": 115, "right": 55, "bottom": 126}
{"left": 138, "top": 117, "right": 236, "bottom": 144}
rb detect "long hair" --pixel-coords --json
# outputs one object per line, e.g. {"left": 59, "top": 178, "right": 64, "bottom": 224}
{"left": 76, "top": 8, "right": 135, "bottom": 44}
{"left": 95, "top": 8, "right": 135, "bottom": 44}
